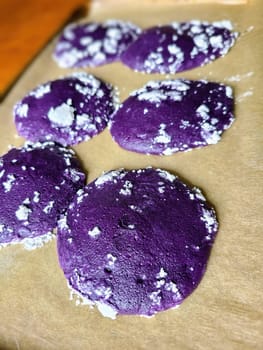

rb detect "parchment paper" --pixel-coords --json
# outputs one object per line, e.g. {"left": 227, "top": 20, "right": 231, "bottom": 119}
{"left": 0, "top": 1, "right": 262, "bottom": 349}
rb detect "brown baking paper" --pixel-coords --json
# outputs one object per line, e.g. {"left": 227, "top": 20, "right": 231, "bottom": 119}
{"left": 0, "top": 1, "right": 262, "bottom": 349}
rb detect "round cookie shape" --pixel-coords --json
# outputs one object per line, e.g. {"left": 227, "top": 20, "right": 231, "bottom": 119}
{"left": 0, "top": 142, "right": 85, "bottom": 249}
{"left": 57, "top": 168, "right": 218, "bottom": 318}
{"left": 14, "top": 72, "right": 117, "bottom": 146}
{"left": 53, "top": 20, "right": 141, "bottom": 68}
{"left": 120, "top": 20, "right": 238, "bottom": 74}
{"left": 109, "top": 79, "right": 234, "bottom": 155}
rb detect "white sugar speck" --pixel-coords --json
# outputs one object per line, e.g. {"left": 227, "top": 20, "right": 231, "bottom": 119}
{"left": 193, "top": 187, "right": 206, "bottom": 201}
{"left": 158, "top": 170, "right": 176, "bottom": 183}
{"left": 201, "top": 208, "right": 217, "bottom": 234}
{"left": 225, "top": 86, "right": 233, "bottom": 98}
{"left": 95, "top": 170, "right": 125, "bottom": 187}
{"left": 76, "top": 114, "right": 92, "bottom": 127}
{"left": 23, "top": 198, "right": 30, "bottom": 205}
{"left": 23, "top": 232, "right": 54, "bottom": 250}
{"left": 209, "top": 35, "right": 223, "bottom": 49}
{"left": 119, "top": 180, "right": 133, "bottom": 196}
{"left": 58, "top": 216, "right": 69, "bottom": 230}
{"left": 16, "top": 205, "right": 31, "bottom": 221}
{"left": 156, "top": 267, "right": 168, "bottom": 279}
{"left": 191, "top": 25, "right": 203, "bottom": 34}
{"left": 193, "top": 34, "right": 209, "bottom": 51}
{"left": 149, "top": 290, "right": 161, "bottom": 305}
{"left": 168, "top": 44, "right": 180, "bottom": 55}
{"left": 16, "top": 103, "right": 29, "bottom": 118}
{"left": 137, "top": 89, "right": 166, "bottom": 104}
{"left": 80, "top": 36, "right": 92, "bottom": 46}
{"left": 164, "top": 281, "right": 181, "bottom": 297}
{"left": 66, "top": 168, "right": 82, "bottom": 183}
{"left": 33, "top": 191, "right": 40, "bottom": 203}
{"left": 226, "top": 71, "right": 254, "bottom": 82}
{"left": 48, "top": 103, "right": 75, "bottom": 127}
{"left": 155, "top": 279, "right": 166, "bottom": 288}
{"left": 88, "top": 226, "right": 101, "bottom": 238}
{"left": 196, "top": 104, "right": 210, "bottom": 121}
{"left": 237, "top": 89, "right": 253, "bottom": 102}
{"left": 180, "top": 119, "right": 191, "bottom": 129}
{"left": 154, "top": 124, "right": 171, "bottom": 144}
{"left": 106, "top": 253, "right": 117, "bottom": 267}
{"left": 2, "top": 174, "right": 16, "bottom": 192}
{"left": 31, "top": 83, "right": 51, "bottom": 98}
{"left": 158, "top": 186, "right": 165, "bottom": 194}
{"left": 95, "top": 285, "right": 112, "bottom": 299}
{"left": 97, "top": 302, "right": 117, "bottom": 320}
{"left": 43, "top": 201, "right": 54, "bottom": 214}
{"left": 213, "top": 20, "right": 233, "bottom": 30}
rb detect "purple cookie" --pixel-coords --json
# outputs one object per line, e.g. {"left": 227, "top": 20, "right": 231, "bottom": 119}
{"left": 110, "top": 79, "right": 234, "bottom": 155}
{"left": 53, "top": 20, "right": 141, "bottom": 68}
{"left": 57, "top": 168, "right": 218, "bottom": 318}
{"left": 121, "top": 20, "right": 238, "bottom": 74}
{"left": 14, "top": 72, "right": 117, "bottom": 146}
{"left": 0, "top": 142, "right": 85, "bottom": 249}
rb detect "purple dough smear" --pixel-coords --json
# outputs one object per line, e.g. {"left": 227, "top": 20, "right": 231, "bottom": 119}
{"left": 53, "top": 20, "right": 141, "bottom": 68}
{"left": 57, "top": 168, "right": 218, "bottom": 319}
{"left": 109, "top": 79, "right": 234, "bottom": 155}
{"left": 14, "top": 72, "right": 118, "bottom": 146}
{"left": 0, "top": 142, "right": 85, "bottom": 249}
{"left": 121, "top": 20, "right": 238, "bottom": 74}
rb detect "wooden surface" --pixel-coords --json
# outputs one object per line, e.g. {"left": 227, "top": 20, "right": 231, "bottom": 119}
{"left": 0, "top": 0, "right": 87, "bottom": 99}
{"left": 0, "top": 0, "right": 262, "bottom": 349}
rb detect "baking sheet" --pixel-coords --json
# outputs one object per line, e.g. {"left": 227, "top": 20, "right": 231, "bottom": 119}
{"left": 0, "top": 1, "right": 262, "bottom": 349}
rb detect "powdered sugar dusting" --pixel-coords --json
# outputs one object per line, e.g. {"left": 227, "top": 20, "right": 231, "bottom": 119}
{"left": 30, "top": 83, "right": 51, "bottom": 98}
{"left": 23, "top": 231, "right": 55, "bottom": 250}
{"left": 95, "top": 169, "right": 125, "bottom": 187}
{"left": 158, "top": 169, "right": 176, "bottom": 183}
{"left": 15, "top": 104, "right": 29, "bottom": 118}
{"left": 154, "top": 124, "right": 171, "bottom": 144}
{"left": 225, "top": 71, "right": 254, "bottom": 82}
{"left": 200, "top": 208, "right": 218, "bottom": 235}
{"left": 236, "top": 88, "right": 254, "bottom": 102}
{"left": 119, "top": 180, "right": 133, "bottom": 196}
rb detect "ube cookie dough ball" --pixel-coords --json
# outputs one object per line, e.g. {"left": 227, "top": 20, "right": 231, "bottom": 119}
{"left": 57, "top": 168, "right": 218, "bottom": 319}
{"left": 0, "top": 142, "right": 85, "bottom": 249}
{"left": 53, "top": 20, "right": 141, "bottom": 68}
{"left": 121, "top": 20, "right": 238, "bottom": 74}
{"left": 14, "top": 72, "right": 117, "bottom": 146}
{"left": 110, "top": 79, "right": 234, "bottom": 155}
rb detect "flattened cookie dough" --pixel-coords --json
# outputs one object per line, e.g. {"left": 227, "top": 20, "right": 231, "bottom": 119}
{"left": 53, "top": 20, "right": 141, "bottom": 68}
{"left": 121, "top": 20, "right": 238, "bottom": 74}
{"left": 57, "top": 168, "right": 218, "bottom": 318}
{"left": 14, "top": 72, "right": 117, "bottom": 146}
{"left": 110, "top": 79, "right": 234, "bottom": 155}
{"left": 0, "top": 142, "right": 85, "bottom": 249}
